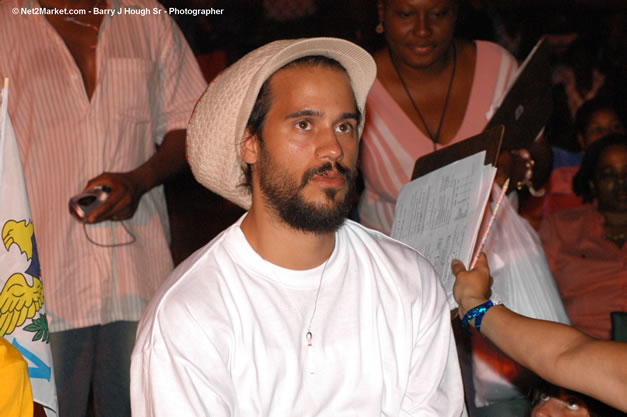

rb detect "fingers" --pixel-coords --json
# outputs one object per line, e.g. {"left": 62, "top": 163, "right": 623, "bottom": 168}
{"left": 451, "top": 253, "right": 488, "bottom": 276}
{"left": 84, "top": 173, "right": 116, "bottom": 194}
{"left": 451, "top": 253, "right": 493, "bottom": 312}
{"left": 472, "top": 253, "right": 490, "bottom": 274}
{"left": 79, "top": 173, "right": 139, "bottom": 223}
{"left": 86, "top": 195, "right": 133, "bottom": 223}
{"left": 451, "top": 259, "right": 467, "bottom": 276}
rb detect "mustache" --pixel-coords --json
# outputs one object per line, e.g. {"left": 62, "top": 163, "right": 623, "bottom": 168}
{"left": 300, "top": 161, "right": 353, "bottom": 189}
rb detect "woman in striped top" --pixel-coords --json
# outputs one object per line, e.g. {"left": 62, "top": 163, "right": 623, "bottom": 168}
{"left": 359, "top": 0, "right": 518, "bottom": 234}
{"left": 359, "top": 1, "right": 559, "bottom": 416}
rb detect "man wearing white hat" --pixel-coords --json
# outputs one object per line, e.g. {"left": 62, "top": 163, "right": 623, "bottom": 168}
{"left": 131, "top": 37, "right": 466, "bottom": 417}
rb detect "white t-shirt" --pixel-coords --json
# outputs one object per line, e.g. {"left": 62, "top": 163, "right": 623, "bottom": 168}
{"left": 131, "top": 216, "right": 465, "bottom": 417}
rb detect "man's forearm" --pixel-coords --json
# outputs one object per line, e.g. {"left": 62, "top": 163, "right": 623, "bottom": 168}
{"left": 452, "top": 256, "right": 627, "bottom": 413}
{"left": 480, "top": 305, "right": 627, "bottom": 412}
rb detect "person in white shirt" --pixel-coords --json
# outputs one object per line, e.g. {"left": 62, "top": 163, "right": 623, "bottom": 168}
{"left": 131, "top": 37, "right": 466, "bottom": 417}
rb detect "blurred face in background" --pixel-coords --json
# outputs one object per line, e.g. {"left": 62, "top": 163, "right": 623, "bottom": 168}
{"left": 579, "top": 108, "right": 625, "bottom": 149}
{"left": 593, "top": 144, "right": 627, "bottom": 213}
{"left": 531, "top": 389, "right": 591, "bottom": 417}
{"left": 378, "top": 0, "right": 458, "bottom": 69}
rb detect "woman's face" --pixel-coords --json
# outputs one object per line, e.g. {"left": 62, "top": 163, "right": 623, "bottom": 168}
{"left": 531, "top": 391, "right": 591, "bottom": 417}
{"left": 594, "top": 144, "right": 627, "bottom": 213}
{"left": 580, "top": 109, "right": 625, "bottom": 149}
{"left": 379, "top": 0, "right": 458, "bottom": 69}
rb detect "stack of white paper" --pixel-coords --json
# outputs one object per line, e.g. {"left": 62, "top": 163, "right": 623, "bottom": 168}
{"left": 391, "top": 151, "right": 496, "bottom": 309}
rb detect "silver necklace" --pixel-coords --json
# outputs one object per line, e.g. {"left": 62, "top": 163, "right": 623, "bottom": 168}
{"left": 306, "top": 257, "right": 330, "bottom": 347}
{"left": 261, "top": 252, "right": 331, "bottom": 348}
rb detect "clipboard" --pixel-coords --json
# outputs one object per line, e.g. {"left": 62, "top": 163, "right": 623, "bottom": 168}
{"left": 484, "top": 37, "right": 552, "bottom": 150}
{"left": 411, "top": 125, "right": 504, "bottom": 180}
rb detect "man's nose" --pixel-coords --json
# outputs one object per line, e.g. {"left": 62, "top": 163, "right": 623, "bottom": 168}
{"left": 315, "top": 128, "right": 344, "bottom": 162}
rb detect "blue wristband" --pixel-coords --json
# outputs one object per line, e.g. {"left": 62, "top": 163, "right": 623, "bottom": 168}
{"left": 461, "top": 300, "right": 496, "bottom": 332}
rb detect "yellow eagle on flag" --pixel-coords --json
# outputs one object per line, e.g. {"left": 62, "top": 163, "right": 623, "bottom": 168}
{"left": 1, "top": 220, "right": 44, "bottom": 337}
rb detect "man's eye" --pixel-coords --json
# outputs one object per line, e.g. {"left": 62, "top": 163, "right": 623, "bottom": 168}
{"left": 296, "top": 120, "right": 311, "bottom": 130}
{"left": 540, "top": 393, "right": 551, "bottom": 402}
{"left": 336, "top": 123, "right": 354, "bottom": 134}
{"left": 565, "top": 397, "right": 582, "bottom": 410}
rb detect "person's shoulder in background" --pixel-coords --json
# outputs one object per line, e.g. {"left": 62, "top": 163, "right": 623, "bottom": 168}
{"left": 538, "top": 203, "right": 597, "bottom": 250}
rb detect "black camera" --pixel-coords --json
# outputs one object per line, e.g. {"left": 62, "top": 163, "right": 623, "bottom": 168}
{"left": 69, "top": 185, "right": 112, "bottom": 221}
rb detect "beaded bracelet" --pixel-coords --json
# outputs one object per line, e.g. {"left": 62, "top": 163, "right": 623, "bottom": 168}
{"left": 461, "top": 300, "right": 497, "bottom": 332}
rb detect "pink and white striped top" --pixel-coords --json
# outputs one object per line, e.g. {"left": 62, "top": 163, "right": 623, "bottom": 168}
{"left": 0, "top": 0, "right": 206, "bottom": 332}
{"left": 359, "top": 41, "right": 518, "bottom": 234}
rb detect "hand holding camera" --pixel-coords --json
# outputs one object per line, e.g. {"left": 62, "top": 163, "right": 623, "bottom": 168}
{"left": 69, "top": 185, "right": 112, "bottom": 222}
{"left": 69, "top": 180, "right": 139, "bottom": 246}
{"left": 68, "top": 170, "right": 147, "bottom": 223}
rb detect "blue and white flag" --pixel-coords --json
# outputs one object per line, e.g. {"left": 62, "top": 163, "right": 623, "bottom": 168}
{"left": 0, "top": 80, "right": 58, "bottom": 416}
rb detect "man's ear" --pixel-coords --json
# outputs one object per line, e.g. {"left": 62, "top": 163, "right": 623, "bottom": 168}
{"left": 241, "top": 129, "right": 260, "bottom": 165}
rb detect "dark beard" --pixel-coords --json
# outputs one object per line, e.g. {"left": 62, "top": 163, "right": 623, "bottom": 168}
{"left": 257, "top": 149, "right": 355, "bottom": 234}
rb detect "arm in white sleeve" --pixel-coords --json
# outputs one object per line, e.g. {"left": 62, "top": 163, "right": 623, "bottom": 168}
{"left": 131, "top": 301, "right": 237, "bottom": 416}
{"left": 400, "top": 261, "right": 466, "bottom": 417}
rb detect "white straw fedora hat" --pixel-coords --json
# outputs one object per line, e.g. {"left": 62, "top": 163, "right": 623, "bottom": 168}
{"left": 187, "top": 37, "right": 377, "bottom": 209}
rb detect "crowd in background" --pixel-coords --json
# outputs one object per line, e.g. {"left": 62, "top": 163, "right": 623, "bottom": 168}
{"left": 1, "top": 0, "right": 625, "bottom": 416}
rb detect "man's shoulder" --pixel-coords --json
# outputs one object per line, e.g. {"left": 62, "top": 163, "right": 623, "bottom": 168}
{"left": 146, "top": 222, "right": 239, "bottom": 306}
{"left": 340, "top": 221, "right": 447, "bottom": 310}
{"left": 135, "top": 221, "right": 241, "bottom": 344}
{"left": 163, "top": 221, "right": 240, "bottom": 291}
{"left": 341, "top": 219, "right": 412, "bottom": 248}
{"left": 340, "top": 220, "right": 436, "bottom": 274}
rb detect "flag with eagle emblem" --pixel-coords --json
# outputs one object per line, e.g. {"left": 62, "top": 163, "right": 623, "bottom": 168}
{"left": 1, "top": 80, "right": 58, "bottom": 415}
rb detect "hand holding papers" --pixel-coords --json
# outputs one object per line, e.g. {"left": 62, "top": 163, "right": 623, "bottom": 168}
{"left": 392, "top": 152, "right": 496, "bottom": 308}
{"left": 392, "top": 128, "right": 504, "bottom": 309}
